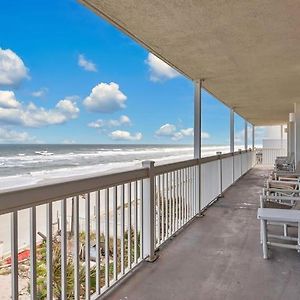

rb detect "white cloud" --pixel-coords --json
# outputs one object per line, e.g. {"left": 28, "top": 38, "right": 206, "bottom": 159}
{"left": 88, "top": 115, "right": 131, "bottom": 128}
{"left": 83, "top": 82, "right": 127, "bottom": 113}
{"left": 0, "top": 127, "right": 35, "bottom": 143}
{"left": 32, "top": 87, "right": 48, "bottom": 97}
{"left": 0, "top": 90, "right": 21, "bottom": 108}
{"left": 78, "top": 54, "right": 97, "bottom": 72}
{"left": 88, "top": 119, "right": 104, "bottom": 129}
{"left": 145, "top": 53, "right": 180, "bottom": 82}
{"left": 56, "top": 99, "right": 80, "bottom": 116}
{"left": 0, "top": 91, "right": 79, "bottom": 127}
{"left": 155, "top": 123, "right": 177, "bottom": 136}
{"left": 201, "top": 131, "right": 210, "bottom": 139}
{"left": 234, "top": 130, "right": 245, "bottom": 143}
{"left": 0, "top": 48, "right": 29, "bottom": 86}
{"left": 109, "top": 130, "right": 142, "bottom": 141}
{"left": 179, "top": 128, "right": 194, "bottom": 137}
{"left": 155, "top": 123, "right": 210, "bottom": 141}
{"left": 108, "top": 115, "right": 131, "bottom": 127}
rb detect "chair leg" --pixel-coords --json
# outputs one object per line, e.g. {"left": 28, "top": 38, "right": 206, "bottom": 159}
{"left": 261, "top": 219, "right": 268, "bottom": 259}
{"left": 284, "top": 224, "right": 288, "bottom": 237}
{"left": 298, "top": 223, "right": 300, "bottom": 253}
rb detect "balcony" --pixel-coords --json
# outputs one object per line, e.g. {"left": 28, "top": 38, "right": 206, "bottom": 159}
{"left": 0, "top": 151, "right": 258, "bottom": 299}
{"left": 1, "top": 1, "right": 300, "bottom": 299}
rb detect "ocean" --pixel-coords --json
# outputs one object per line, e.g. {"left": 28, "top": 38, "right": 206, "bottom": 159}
{"left": 0, "top": 144, "right": 230, "bottom": 190}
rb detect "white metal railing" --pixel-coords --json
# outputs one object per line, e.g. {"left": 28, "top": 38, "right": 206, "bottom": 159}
{"left": 260, "top": 148, "right": 287, "bottom": 165}
{"left": 154, "top": 160, "right": 198, "bottom": 247}
{"left": 0, "top": 150, "right": 256, "bottom": 299}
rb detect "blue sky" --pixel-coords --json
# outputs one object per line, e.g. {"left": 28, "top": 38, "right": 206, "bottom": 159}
{"left": 0, "top": 0, "right": 250, "bottom": 145}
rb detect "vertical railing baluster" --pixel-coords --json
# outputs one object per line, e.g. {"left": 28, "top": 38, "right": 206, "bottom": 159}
{"left": 190, "top": 167, "right": 193, "bottom": 217}
{"left": 193, "top": 166, "right": 196, "bottom": 216}
{"left": 169, "top": 172, "right": 172, "bottom": 234}
{"left": 85, "top": 194, "right": 91, "bottom": 300}
{"left": 11, "top": 211, "right": 18, "bottom": 300}
{"left": 182, "top": 169, "right": 185, "bottom": 224}
{"left": 161, "top": 174, "right": 165, "bottom": 241}
{"left": 46, "top": 203, "right": 53, "bottom": 300}
{"left": 179, "top": 169, "right": 183, "bottom": 227}
{"left": 157, "top": 175, "right": 161, "bottom": 245}
{"left": 184, "top": 168, "right": 189, "bottom": 222}
{"left": 127, "top": 183, "right": 132, "bottom": 270}
{"left": 30, "top": 207, "right": 37, "bottom": 300}
{"left": 113, "top": 186, "right": 118, "bottom": 281}
{"left": 74, "top": 196, "right": 80, "bottom": 299}
{"left": 175, "top": 170, "right": 179, "bottom": 231}
{"left": 182, "top": 168, "right": 185, "bottom": 225}
{"left": 120, "top": 185, "right": 125, "bottom": 274}
{"left": 188, "top": 167, "right": 192, "bottom": 219}
{"left": 172, "top": 171, "right": 175, "bottom": 234}
{"left": 186, "top": 168, "right": 189, "bottom": 221}
{"left": 105, "top": 189, "right": 110, "bottom": 287}
{"left": 96, "top": 191, "right": 101, "bottom": 295}
{"left": 139, "top": 180, "right": 144, "bottom": 261}
{"left": 185, "top": 168, "right": 188, "bottom": 223}
{"left": 61, "top": 199, "right": 67, "bottom": 300}
{"left": 187, "top": 168, "right": 190, "bottom": 220}
{"left": 165, "top": 172, "right": 169, "bottom": 238}
{"left": 134, "top": 181, "right": 138, "bottom": 264}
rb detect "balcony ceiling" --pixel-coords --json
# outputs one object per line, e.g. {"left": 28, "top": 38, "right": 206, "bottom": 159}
{"left": 80, "top": 0, "right": 300, "bottom": 126}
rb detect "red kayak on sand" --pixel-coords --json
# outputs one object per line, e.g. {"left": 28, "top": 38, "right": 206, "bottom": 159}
{"left": 4, "top": 249, "right": 30, "bottom": 265}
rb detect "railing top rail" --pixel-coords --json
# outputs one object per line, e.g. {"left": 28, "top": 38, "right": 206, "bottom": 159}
{"left": 154, "top": 158, "right": 198, "bottom": 175}
{"left": 0, "top": 166, "right": 148, "bottom": 215}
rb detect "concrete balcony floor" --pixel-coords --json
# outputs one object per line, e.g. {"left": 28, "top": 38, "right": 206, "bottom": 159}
{"left": 105, "top": 166, "right": 300, "bottom": 300}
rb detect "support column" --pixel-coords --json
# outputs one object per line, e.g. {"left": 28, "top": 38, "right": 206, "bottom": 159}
{"left": 287, "top": 123, "right": 290, "bottom": 156}
{"left": 280, "top": 125, "right": 283, "bottom": 149}
{"left": 252, "top": 124, "right": 255, "bottom": 150}
{"left": 294, "top": 103, "right": 300, "bottom": 167}
{"left": 289, "top": 112, "right": 295, "bottom": 159}
{"left": 230, "top": 109, "right": 234, "bottom": 153}
{"left": 244, "top": 120, "right": 248, "bottom": 150}
{"left": 194, "top": 80, "right": 202, "bottom": 214}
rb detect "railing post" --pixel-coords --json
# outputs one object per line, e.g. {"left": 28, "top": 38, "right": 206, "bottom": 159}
{"left": 142, "top": 160, "right": 158, "bottom": 262}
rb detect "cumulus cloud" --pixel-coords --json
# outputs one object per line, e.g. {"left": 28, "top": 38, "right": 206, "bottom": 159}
{"left": 155, "top": 123, "right": 177, "bottom": 136}
{"left": 145, "top": 53, "right": 180, "bottom": 82}
{"left": 83, "top": 82, "right": 127, "bottom": 113}
{"left": 0, "top": 90, "right": 79, "bottom": 127}
{"left": 0, "top": 48, "right": 29, "bottom": 86}
{"left": 88, "top": 119, "right": 104, "bottom": 129}
{"left": 88, "top": 115, "right": 131, "bottom": 128}
{"left": 56, "top": 98, "right": 80, "bottom": 116}
{"left": 0, "top": 127, "right": 36, "bottom": 143}
{"left": 32, "top": 87, "right": 48, "bottom": 97}
{"left": 78, "top": 54, "right": 97, "bottom": 72}
{"left": 109, "top": 130, "right": 142, "bottom": 141}
{"left": 155, "top": 123, "right": 210, "bottom": 141}
{"left": 0, "top": 90, "right": 21, "bottom": 108}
